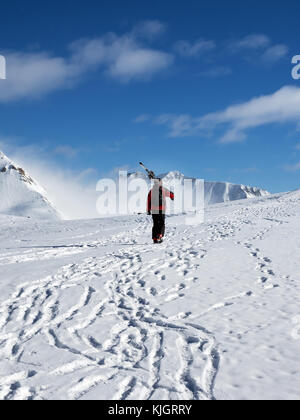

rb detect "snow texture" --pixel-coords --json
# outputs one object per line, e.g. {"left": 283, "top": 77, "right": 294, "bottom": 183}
{"left": 0, "top": 189, "right": 299, "bottom": 400}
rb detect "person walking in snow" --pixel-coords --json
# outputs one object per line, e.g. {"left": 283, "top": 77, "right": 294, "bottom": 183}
{"left": 147, "top": 178, "right": 174, "bottom": 244}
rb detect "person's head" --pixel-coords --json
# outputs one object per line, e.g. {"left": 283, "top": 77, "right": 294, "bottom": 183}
{"left": 154, "top": 178, "right": 163, "bottom": 186}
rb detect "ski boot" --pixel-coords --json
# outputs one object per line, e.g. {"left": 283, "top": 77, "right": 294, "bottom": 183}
{"left": 157, "top": 235, "right": 164, "bottom": 244}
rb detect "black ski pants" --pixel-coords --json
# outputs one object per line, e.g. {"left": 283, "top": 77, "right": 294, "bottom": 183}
{"left": 152, "top": 214, "right": 166, "bottom": 240}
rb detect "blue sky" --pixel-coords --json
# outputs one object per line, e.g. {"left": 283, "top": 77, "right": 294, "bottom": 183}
{"left": 0, "top": 0, "right": 300, "bottom": 213}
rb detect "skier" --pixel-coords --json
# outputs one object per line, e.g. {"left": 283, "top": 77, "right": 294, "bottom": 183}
{"left": 147, "top": 178, "right": 174, "bottom": 244}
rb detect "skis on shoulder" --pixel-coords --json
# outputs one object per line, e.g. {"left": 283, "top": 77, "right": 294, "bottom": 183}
{"left": 139, "top": 162, "right": 156, "bottom": 180}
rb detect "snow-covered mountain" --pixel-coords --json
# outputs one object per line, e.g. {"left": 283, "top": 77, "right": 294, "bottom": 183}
{"left": 129, "top": 170, "right": 270, "bottom": 205}
{"left": 204, "top": 180, "right": 270, "bottom": 205}
{"left": 0, "top": 151, "right": 61, "bottom": 220}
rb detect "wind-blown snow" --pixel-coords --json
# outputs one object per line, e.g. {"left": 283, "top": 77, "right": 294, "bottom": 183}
{"left": 0, "top": 151, "right": 61, "bottom": 220}
{"left": 0, "top": 190, "right": 299, "bottom": 400}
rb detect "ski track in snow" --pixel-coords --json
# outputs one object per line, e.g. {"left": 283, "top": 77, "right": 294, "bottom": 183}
{"left": 0, "top": 192, "right": 298, "bottom": 400}
{"left": 0, "top": 226, "right": 143, "bottom": 266}
{"left": 0, "top": 218, "right": 221, "bottom": 400}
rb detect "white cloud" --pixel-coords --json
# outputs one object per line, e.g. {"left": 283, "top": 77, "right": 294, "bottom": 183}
{"left": 262, "top": 44, "right": 289, "bottom": 63}
{"left": 174, "top": 39, "right": 216, "bottom": 58}
{"left": 132, "top": 20, "right": 166, "bottom": 40}
{"left": 108, "top": 46, "right": 173, "bottom": 81}
{"left": 70, "top": 33, "right": 173, "bottom": 82}
{"left": 229, "top": 34, "right": 271, "bottom": 51}
{"left": 228, "top": 34, "right": 288, "bottom": 65}
{"left": 155, "top": 86, "right": 300, "bottom": 142}
{"left": 0, "top": 52, "right": 79, "bottom": 102}
{"left": 0, "top": 22, "right": 173, "bottom": 102}
{"left": 133, "top": 114, "right": 151, "bottom": 123}
{"left": 155, "top": 114, "right": 195, "bottom": 137}
{"left": 0, "top": 28, "right": 289, "bottom": 102}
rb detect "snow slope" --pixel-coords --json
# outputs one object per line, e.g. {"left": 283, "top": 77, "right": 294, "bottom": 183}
{"left": 0, "top": 190, "right": 300, "bottom": 400}
{"left": 0, "top": 151, "right": 61, "bottom": 220}
{"left": 129, "top": 170, "right": 270, "bottom": 205}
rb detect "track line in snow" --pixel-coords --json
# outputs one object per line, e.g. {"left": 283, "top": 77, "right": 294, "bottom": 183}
{"left": 0, "top": 217, "right": 221, "bottom": 400}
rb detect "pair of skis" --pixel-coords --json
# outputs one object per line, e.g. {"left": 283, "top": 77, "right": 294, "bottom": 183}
{"left": 139, "top": 162, "right": 156, "bottom": 180}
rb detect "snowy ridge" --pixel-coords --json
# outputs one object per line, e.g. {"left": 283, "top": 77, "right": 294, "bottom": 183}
{"left": 129, "top": 170, "right": 270, "bottom": 205}
{"left": 204, "top": 181, "right": 270, "bottom": 205}
{"left": 0, "top": 151, "right": 61, "bottom": 220}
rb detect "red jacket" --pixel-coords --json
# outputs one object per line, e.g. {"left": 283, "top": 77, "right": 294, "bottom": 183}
{"left": 147, "top": 186, "right": 174, "bottom": 214}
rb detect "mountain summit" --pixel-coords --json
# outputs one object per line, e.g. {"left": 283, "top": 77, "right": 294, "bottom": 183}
{"left": 0, "top": 151, "right": 61, "bottom": 220}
